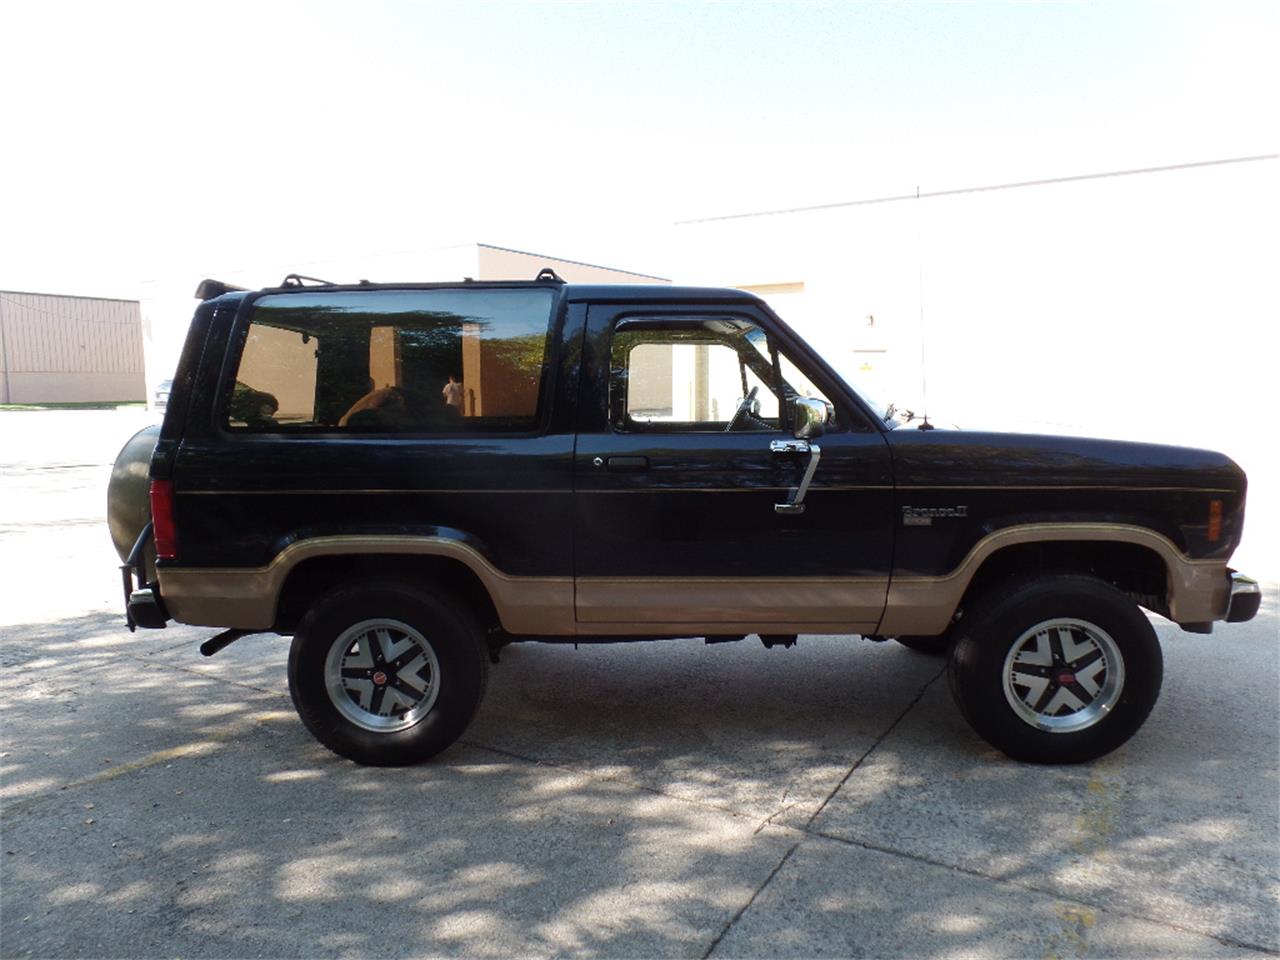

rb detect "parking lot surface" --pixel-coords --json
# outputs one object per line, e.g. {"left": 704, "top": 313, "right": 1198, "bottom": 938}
{"left": 1, "top": 410, "right": 1277, "bottom": 959}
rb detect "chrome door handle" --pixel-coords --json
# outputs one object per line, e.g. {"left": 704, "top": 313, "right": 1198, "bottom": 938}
{"left": 771, "top": 441, "right": 821, "bottom": 515}
{"left": 770, "top": 439, "right": 810, "bottom": 456}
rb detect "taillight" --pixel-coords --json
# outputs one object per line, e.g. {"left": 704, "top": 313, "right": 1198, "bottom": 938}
{"left": 150, "top": 479, "right": 178, "bottom": 560}
{"left": 1207, "top": 499, "right": 1223, "bottom": 543}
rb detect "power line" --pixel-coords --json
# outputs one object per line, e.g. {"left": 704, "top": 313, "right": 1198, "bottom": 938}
{"left": 0, "top": 294, "right": 141, "bottom": 328}
{"left": 675, "top": 153, "right": 1279, "bottom": 225}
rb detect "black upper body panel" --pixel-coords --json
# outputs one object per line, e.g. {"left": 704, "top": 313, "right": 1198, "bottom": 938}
{"left": 886, "top": 429, "right": 1246, "bottom": 567}
{"left": 156, "top": 280, "right": 1248, "bottom": 578}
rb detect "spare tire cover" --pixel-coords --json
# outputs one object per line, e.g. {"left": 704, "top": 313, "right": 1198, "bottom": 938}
{"left": 107, "top": 424, "right": 160, "bottom": 563}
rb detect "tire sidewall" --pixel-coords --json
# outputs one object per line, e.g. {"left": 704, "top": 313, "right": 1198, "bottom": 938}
{"left": 288, "top": 584, "right": 486, "bottom": 766}
{"left": 949, "top": 575, "right": 1163, "bottom": 764}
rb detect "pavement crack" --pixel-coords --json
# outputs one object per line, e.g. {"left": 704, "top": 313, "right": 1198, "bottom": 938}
{"left": 462, "top": 733, "right": 1278, "bottom": 956}
{"left": 804, "top": 661, "right": 947, "bottom": 829}
{"left": 807, "top": 827, "right": 1278, "bottom": 956}
{"left": 120, "top": 653, "right": 286, "bottom": 697}
{"left": 702, "top": 840, "right": 801, "bottom": 958}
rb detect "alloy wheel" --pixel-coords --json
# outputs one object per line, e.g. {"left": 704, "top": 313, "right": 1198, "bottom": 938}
{"left": 323, "top": 618, "right": 441, "bottom": 733}
{"left": 1002, "top": 618, "right": 1125, "bottom": 733}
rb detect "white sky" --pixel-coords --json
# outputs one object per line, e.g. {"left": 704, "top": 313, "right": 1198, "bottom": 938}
{"left": 1, "top": 0, "right": 1275, "bottom": 299}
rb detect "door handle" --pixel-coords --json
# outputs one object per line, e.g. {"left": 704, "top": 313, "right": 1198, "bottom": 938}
{"left": 605, "top": 456, "right": 649, "bottom": 472}
{"left": 770, "top": 441, "right": 821, "bottom": 515}
{"left": 770, "top": 439, "right": 810, "bottom": 456}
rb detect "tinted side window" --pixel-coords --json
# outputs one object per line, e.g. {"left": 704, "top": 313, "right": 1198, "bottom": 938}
{"left": 609, "top": 317, "right": 835, "bottom": 433}
{"left": 227, "top": 289, "right": 556, "bottom": 433}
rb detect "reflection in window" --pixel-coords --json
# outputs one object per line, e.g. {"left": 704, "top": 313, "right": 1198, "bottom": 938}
{"left": 227, "top": 289, "right": 555, "bottom": 433}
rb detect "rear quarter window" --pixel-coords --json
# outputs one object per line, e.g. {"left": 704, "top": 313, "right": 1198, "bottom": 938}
{"left": 224, "top": 288, "right": 557, "bottom": 434}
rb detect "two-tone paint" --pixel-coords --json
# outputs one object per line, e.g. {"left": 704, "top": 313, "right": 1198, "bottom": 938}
{"left": 148, "top": 280, "right": 1250, "bottom": 638}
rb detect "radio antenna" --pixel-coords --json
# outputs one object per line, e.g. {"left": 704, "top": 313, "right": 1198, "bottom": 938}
{"left": 915, "top": 185, "right": 932, "bottom": 429}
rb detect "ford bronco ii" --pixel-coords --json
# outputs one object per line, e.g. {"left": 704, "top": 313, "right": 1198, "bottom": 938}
{"left": 109, "top": 272, "right": 1262, "bottom": 766}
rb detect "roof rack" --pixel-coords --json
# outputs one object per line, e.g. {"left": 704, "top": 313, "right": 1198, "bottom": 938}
{"left": 281, "top": 273, "right": 338, "bottom": 288}
{"left": 534, "top": 268, "right": 566, "bottom": 283}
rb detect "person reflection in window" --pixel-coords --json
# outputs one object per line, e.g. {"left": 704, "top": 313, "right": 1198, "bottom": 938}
{"left": 339, "top": 385, "right": 406, "bottom": 427}
{"left": 442, "top": 374, "right": 464, "bottom": 416}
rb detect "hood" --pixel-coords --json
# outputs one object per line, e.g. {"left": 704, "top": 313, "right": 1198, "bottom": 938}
{"left": 885, "top": 429, "right": 1246, "bottom": 492}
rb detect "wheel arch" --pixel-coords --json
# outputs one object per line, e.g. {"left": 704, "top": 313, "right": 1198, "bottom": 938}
{"left": 880, "top": 523, "right": 1228, "bottom": 635}
{"left": 275, "top": 554, "right": 500, "bottom": 635}
{"left": 958, "top": 540, "right": 1169, "bottom": 621}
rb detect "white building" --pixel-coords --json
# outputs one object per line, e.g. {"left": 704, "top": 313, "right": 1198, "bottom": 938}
{"left": 674, "top": 155, "right": 1278, "bottom": 575}
{"left": 674, "top": 156, "right": 1276, "bottom": 434}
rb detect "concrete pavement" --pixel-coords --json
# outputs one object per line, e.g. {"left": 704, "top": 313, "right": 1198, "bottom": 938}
{"left": 1, "top": 410, "right": 1276, "bottom": 958}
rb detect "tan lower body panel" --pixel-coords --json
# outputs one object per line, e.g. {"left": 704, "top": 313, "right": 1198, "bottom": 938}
{"left": 160, "top": 524, "right": 1231, "bottom": 639}
{"left": 574, "top": 577, "right": 887, "bottom": 631}
{"left": 577, "top": 620, "right": 881, "bottom": 636}
{"left": 159, "top": 536, "right": 575, "bottom": 635}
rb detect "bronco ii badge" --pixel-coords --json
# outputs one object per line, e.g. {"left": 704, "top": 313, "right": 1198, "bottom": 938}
{"left": 902, "top": 505, "right": 968, "bottom": 526}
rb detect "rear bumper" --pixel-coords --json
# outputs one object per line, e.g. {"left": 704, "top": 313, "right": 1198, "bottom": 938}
{"left": 1226, "top": 572, "right": 1262, "bottom": 623}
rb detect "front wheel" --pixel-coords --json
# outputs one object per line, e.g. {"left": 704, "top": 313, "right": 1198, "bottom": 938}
{"left": 948, "top": 575, "right": 1162, "bottom": 764}
{"left": 288, "top": 583, "right": 488, "bottom": 766}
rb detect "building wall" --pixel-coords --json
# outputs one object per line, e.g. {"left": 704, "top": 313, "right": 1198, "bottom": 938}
{"left": 0, "top": 291, "right": 145, "bottom": 403}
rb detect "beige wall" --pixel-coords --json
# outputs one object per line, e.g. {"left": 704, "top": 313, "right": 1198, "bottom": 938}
{"left": 0, "top": 291, "right": 144, "bottom": 403}
{"left": 477, "top": 244, "right": 668, "bottom": 285}
{"left": 235, "top": 324, "right": 318, "bottom": 422}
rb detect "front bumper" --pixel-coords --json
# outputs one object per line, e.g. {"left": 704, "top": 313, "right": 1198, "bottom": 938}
{"left": 1227, "top": 571, "right": 1262, "bottom": 623}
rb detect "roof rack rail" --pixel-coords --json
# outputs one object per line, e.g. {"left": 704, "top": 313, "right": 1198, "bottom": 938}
{"left": 534, "top": 268, "right": 566, "bottom": 283}
{"left": 194, "top": 278, "right": 248, "bottom": 300}
{"left": 281, "top": 273, "right": 337, "bottom": 288}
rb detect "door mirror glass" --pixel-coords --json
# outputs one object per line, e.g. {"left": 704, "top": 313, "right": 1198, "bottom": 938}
{"left": 793, "top": 397, "right": 828, "bottom": 439}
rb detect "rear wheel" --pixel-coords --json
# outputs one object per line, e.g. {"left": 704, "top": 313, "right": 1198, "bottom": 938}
{"left": 288, "top": 583, "right": 488, "bottom": 766}
{"left": 948, "top": 574, "right": 1162, "bottom": 763}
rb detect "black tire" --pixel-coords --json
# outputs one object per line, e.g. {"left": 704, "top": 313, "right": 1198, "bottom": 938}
{"left": 948, "top": 574, "right": 1162, "bottom": 764}
{"left": 288, "top": 582, "right": 489, "bottom": 766}
{"left": 894, "top": 634, "right": 951, "bottom": 656}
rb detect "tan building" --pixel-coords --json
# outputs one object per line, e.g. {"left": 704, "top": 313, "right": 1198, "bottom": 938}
{"left": 0, "top": 291, "right": 145, "bottom": 404}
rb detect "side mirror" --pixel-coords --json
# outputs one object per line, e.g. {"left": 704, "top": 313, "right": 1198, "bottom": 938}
{"left": 792, "top": 397, "right": 828, "bottom": 439}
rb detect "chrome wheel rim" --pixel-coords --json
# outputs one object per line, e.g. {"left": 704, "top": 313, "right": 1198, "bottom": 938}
{"left": 324, "top": 619, "right": 441, "bottom": 733}
{"left": 1002, "top": 618, "right": 1125, "bottom": 733}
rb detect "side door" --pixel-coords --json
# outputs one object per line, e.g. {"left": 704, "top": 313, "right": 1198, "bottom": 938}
{"left": 573, "top": 301, "right": 895, "bottom": 635}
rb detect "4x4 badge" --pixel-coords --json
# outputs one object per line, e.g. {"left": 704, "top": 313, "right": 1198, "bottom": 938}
{"left": 902, "top": 505, "right": 968, "bottom": 526}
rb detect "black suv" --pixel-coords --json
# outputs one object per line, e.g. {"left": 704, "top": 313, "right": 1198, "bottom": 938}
{"left": 110, "top": 273, "right": 1261, "bottom": 766}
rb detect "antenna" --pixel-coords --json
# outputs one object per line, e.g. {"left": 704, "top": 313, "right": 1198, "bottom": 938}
{"left": 915, "top": 184, "right": 932, "bottom": 429}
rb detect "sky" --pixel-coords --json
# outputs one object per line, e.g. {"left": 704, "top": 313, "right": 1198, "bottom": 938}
{"left": 0, "top": 0, "right": 1276, "bottom": 298}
